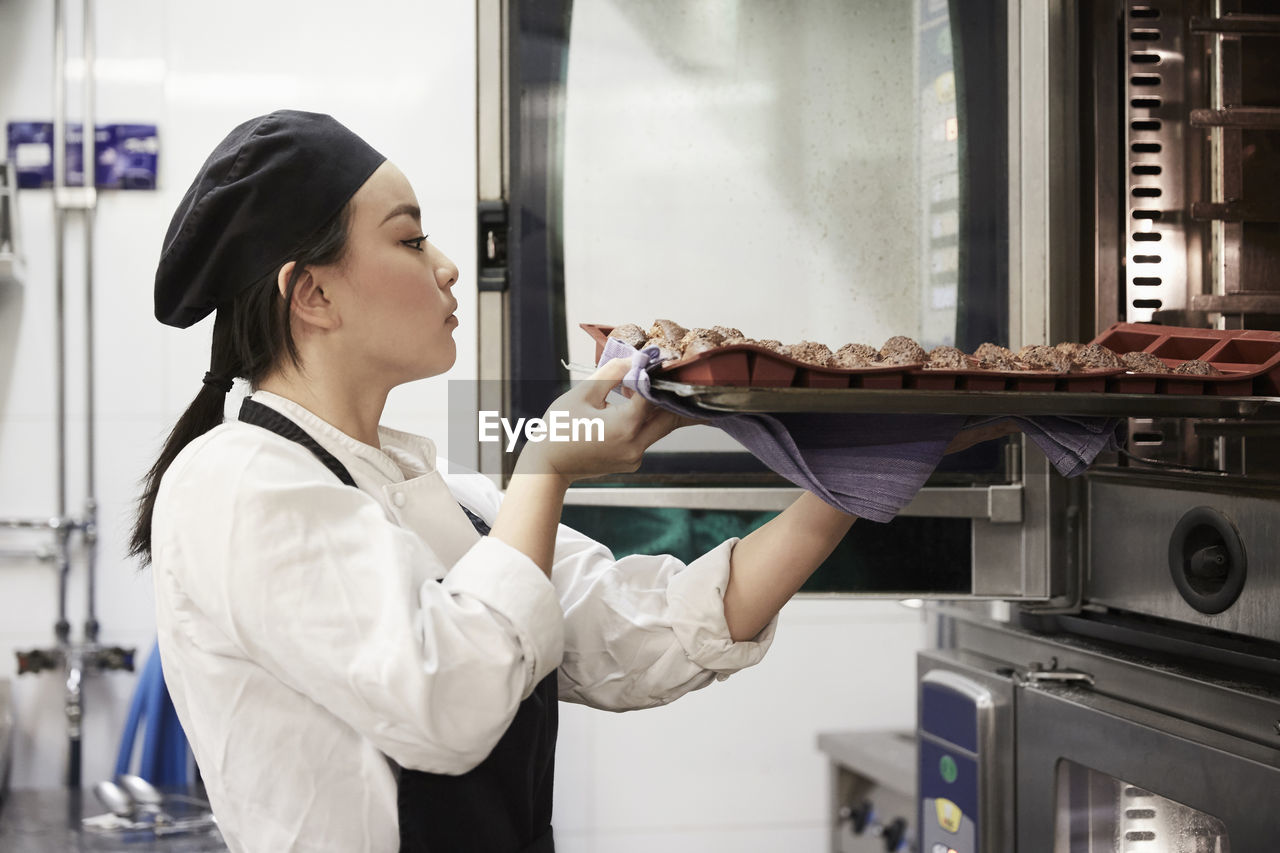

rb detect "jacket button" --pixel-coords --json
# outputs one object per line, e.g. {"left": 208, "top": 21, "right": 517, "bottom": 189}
{"left": 392, "top": 492, "right": 407, "bottom": 508}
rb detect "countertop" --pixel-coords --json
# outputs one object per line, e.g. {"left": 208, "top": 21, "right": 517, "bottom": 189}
{"left": 815, "top": 729, "right": 917, "bottom": 797}
{"left": 0, "top": 789, "right": 227, "bottom": 853}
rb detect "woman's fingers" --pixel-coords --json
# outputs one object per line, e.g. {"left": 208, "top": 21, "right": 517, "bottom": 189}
{"left": 526, "top": 361, "right": 705, "bottom": 482}
{"left": 633, "top": 406, "right": 686, "bottom": 448}
{"left": 581, "top": 358, "right": 633, "bottom": 408}
{"left": 944, "top": 419, "right": 1022, "bottom": 455}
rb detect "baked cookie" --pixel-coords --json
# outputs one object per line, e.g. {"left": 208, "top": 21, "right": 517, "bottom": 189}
{"left": 788, "top": 340, "right": 836, "bottom": 367}
{"left": 1172, "top": 359, "right": 1221, "bottom": 376}
{"left": 1120, "top": 351, "right": 1170, "bottom": 373}
{"left": 925, "top": 345, "right": 969, "bottom": 370}
{"left": 833, "top": 342, "right": 882, "bottom": 368}
{"left": 879, "top": 336, "right": 927, "bottom": 365}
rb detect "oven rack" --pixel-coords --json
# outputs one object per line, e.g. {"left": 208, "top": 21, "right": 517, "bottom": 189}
{"left": 649, "top": 381, "right": 1280, "bottom": 419}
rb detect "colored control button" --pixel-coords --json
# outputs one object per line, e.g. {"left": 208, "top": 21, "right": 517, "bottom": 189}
{"left": 935, "top": 797, "right": 963, "bottom": 834}
{"left": 939, "top": 753, "right": 958, "bottom": 783}
{"left": 932, "top": 845, "right": 958, "bottom": 853}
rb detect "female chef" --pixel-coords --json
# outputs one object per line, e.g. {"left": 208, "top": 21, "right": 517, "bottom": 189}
{"left": 131, "top": 111, "right": 860, "bottom": 853}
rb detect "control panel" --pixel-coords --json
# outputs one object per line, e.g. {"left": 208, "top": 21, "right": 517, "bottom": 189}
{"left": 918, "top": 674, "right": 980, "bottom": 852}
{"left": 917, "top": 651, "right": 1014, "bottom": 853}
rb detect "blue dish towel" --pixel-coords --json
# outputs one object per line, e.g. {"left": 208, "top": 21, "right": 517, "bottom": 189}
{"left": 599, "top": 339, "right": 1121, "bottom": 522}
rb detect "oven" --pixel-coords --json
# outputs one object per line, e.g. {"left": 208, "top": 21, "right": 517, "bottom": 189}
{"left": 918, "top": 0, "right": 1280, "bottom": 848}
{"left": 919, "top": 627, "right": 1280, "bottom": 853}
{"left": 472, "top": 0, "right": 1086, "bottom": 602}
{"left": 473, "top": 0, "right": 1280, "bottom": 849}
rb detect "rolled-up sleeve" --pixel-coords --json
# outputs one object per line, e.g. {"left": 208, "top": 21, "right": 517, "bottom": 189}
{"left": 549, "top": 525, "right": 777, "bottom": 712}
{"left": 155, "top": 434, "right": 564, "bottom": 774}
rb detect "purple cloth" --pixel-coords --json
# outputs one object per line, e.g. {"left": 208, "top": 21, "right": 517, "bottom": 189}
{"left": 600, "top": 339, "right": 1120, "bottom": 522}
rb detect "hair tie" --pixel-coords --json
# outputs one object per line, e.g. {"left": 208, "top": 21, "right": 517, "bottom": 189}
{"left": 202, "top": 371, "right": 233, "bottom": 394}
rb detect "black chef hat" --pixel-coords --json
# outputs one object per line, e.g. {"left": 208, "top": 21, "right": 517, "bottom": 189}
{"left": 154, "top": 110, "right": 386, "bottom": 328}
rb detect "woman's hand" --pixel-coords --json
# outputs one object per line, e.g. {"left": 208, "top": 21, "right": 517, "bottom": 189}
{"left": 493, "top": 359, "right": 695, "bottom": 575}
{"left": 516, "top": 358, "right": 691, "bottom": 484}
{"left": 944, "top": 418, "right": 1022, "bottom": 455}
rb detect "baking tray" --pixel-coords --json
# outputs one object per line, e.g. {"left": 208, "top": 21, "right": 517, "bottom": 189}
{"left": 1093, "top": 323, "right": 1280, "bottom": 396}
{"left": 580, "top": 323, "right": 921, "bottom": 388}
{"left": 581, "top": 322, "right": 1280, "bottom": 417}
{"left": 650, "top": 381, "right": 1280, "bottom": 418}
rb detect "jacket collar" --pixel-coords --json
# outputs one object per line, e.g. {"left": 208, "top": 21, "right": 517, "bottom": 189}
{"left": 244, "top": 390, "right": 438, "bottom": 484}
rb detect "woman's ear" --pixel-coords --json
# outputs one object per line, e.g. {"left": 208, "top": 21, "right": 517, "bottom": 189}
{"left": 278, "top": 261, "right": 340, "bottom": 331}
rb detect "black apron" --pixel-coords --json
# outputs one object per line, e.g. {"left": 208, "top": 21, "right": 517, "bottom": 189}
{"left": 239, "top": 399, "right": 558, "bottom": 853}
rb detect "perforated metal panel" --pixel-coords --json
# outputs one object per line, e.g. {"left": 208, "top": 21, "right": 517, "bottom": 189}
{"left": 1124, "top": 1, "right": 1190, "bottom": 321}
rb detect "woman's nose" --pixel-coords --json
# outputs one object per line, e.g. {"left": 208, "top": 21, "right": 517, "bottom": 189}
{"left": 432, "top": 246, "right": 459, "bottom": 290}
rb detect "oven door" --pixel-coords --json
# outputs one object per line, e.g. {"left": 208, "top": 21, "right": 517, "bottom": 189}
{"left": 472, "top": 0, "right": 1084, "bottom": 600}
{"left": 1018, "top": 684, "right": 1280, "bottom": 851}
{"left": 922, "top": 624, "right": 1280, "bottom": 852}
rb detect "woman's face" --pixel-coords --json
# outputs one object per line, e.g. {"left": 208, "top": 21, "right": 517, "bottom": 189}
{"left": 322, "top": 161, "right": 460, "bottom": 385}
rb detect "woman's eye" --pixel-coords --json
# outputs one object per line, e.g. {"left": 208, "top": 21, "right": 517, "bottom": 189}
{"left": 400, "top": 235, "right": 428, "bottom": 252}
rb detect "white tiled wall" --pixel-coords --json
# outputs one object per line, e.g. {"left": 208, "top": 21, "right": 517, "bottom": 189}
{"left": 1, "top": 2, "right": 923, "bottom": 848}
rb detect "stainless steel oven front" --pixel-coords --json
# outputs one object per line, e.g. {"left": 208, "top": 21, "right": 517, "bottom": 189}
{"left": 909, "top": 0, "right": 1280, "bottom": 848}
{"left": 475, "top": 1, "right": 1280, "bottom": 848}
{"left": 920, "top": 622, "right": 1280, "bottom": 853}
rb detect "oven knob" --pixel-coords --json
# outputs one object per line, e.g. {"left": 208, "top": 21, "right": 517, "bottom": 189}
{"left": 881, "top": 816, "right": 908, "bottom": 851}
{"left": 838, "top": 799, "right": 874, "bottom": 834}
{"left": 1168, "top": 506, "right": 1247, "bottom": 615}
{"left": 1189, "top": 544, "right": 1227, "bottom": 576}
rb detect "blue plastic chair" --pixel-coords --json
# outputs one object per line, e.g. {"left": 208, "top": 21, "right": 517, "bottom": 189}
{"left": 114, "top": 640, "right": 189, "bottom": 787}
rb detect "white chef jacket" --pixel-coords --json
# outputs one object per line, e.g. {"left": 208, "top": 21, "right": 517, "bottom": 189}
{"left": 150, "top": 390, "right": 777, "bottom": 853}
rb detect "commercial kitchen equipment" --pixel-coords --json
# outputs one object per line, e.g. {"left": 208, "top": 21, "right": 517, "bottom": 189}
{"left": 473, "top": 0, "right": 1280, "bottom": 848}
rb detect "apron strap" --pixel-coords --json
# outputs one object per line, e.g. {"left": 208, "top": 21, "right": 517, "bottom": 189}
{"left": 458, "top": 504, "right": 492, "bottom": 536}
{"left": 239, "top": 398, "right": 358, "bottom": 487}
{"left": 240, "top": 398, "right": 493, "bottom": 536}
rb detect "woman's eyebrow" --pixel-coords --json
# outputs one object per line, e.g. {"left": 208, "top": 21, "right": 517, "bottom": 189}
{"left": 380, "top": 203, "right": 421, "bottom": 226}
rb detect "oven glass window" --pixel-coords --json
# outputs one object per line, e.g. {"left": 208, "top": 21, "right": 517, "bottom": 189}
{"left": 1053, "top": 759, "right": 1230, "bottom": 852}
{"left": 560, "top": 0, "right": 1009, "bottom": 377}
{"left": 509, "top": 0, "right": 1012, "bottom": 481}
{"left": 560, "top": 505, "right": 970, "bottom": 593}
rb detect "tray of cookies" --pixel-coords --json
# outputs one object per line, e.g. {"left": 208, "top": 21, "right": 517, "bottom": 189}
{"left": 580, "top": 320, "right": 1280, "bottom": 418}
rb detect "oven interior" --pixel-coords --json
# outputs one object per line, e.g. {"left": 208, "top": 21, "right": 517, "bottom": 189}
{"left": 1092, "top": 0, "right": 1280, "bottom": 479}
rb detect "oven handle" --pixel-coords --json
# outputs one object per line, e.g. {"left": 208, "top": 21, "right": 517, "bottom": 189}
{"left": 1014, "top": 660, "right": 1096, "bottom": 688}
{"left": 562, "top": 484, "right": 1024, "bottom": 523}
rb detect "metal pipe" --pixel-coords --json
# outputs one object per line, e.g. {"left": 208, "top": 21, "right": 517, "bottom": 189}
{"left": 52, "top": 0, "right": 77, "bottom": 791}
{"left": 0, "top": 516, "right": 67, "bottom": 529}
{"left": 82, "top": 0, "right": 99, "bottom": 641}
{"left": 81, "top": 0, "right": 95, "bottom": 217}
{"left": 84, "top": 499, "right": 98, "bottom": 640}
{"left": 52, "top": 0, "right": 65, "bottom": 197}
{"left": 52, "top": 4, "right": 68, "bottom": 519}
{"left": 54, "top": 528, "right": 71, "bottom": 644}
{"left": 64, "top": 647, "right": 83, "bottom": 787}
{"left": 52, "top": 0, "right": 71, "bottom": 643}
{"left": 0, "top": 548, "right": 57, "bottom": 562}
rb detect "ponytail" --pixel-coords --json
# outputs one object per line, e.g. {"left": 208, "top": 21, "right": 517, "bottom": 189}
{"left": 130, "top": 199, "right": 353, "bottom": 565}
{"left": 129, "top": 311, "right": 238, "bottom": 564}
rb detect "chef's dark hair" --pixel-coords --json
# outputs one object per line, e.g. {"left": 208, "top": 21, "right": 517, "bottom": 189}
{"left": 129, "top": 202, "right": 353, "bottom": 565}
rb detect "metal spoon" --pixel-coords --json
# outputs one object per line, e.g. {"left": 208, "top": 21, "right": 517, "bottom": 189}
{"left": 117, "top": 774, "right": 164, "bottom": 808}
{"left": 92, "top": 780, "right": 136, "bottom": 819}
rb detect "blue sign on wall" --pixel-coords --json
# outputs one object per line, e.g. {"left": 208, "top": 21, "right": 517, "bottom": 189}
{"left": 6, "top": 121, "right": 158, "bottom": 189}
